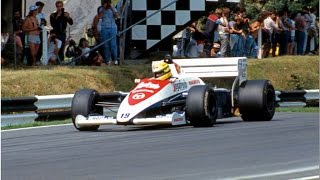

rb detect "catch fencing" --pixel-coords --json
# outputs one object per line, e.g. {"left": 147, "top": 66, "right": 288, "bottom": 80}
{"left": 1, "top": 90, "right": 319, "bottom": 127}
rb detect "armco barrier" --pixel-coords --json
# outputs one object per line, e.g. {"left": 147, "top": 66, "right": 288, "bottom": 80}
{"left": 1, "top": 90, "right": 319, "bottom": 127}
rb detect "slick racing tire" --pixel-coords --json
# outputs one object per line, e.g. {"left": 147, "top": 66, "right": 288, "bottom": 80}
{"left": 71, "top": 89, "right": 103, "bottom": 131}
{"left": 186, "top": 85, "right": 218, "bottom": 127}
{"left": 239, "top": 80, "right": 275, "bottom": 121}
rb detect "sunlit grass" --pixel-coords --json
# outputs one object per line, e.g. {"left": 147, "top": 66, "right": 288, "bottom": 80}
{"left": 1, "top": 56, "right": 319, "bottom": 97}
{"left": 1, "top": 119, "right": 72, "bottom": 130}
{"left": 276, "top": 107, "right": 319, "bottom": 113}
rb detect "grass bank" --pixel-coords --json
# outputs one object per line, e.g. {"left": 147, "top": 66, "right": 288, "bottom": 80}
{"left": 1, "top": 56, "right": 318, "bottom": 98}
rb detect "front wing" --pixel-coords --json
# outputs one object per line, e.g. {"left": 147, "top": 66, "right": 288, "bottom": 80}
{"left": 75, "top": 112, "right": 187, "bottom": 127}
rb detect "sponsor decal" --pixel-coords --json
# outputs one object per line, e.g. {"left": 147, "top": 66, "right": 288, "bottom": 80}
{"left": 132, "top": 93, "right": 146, "bottom": 100}
{"left": 173, "top": 117, "right": 183, "bottom": 122}
{"left": 173, "top": 80, "right": 188, "bottom": 92}
{"left": 188, "top": 79, "right": 201, "bottom": 85}
{"left": 88, "top": 116, "right": 113, "bottom": 120}
{"left": 128, "top": 79, "right": 170, "bottom": 105}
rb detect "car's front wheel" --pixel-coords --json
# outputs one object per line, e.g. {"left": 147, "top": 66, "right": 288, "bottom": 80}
{"left": 71, "top": 89, "right": 103, "bottom": 131}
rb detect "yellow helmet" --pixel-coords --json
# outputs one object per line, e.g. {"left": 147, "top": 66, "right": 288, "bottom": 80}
{"left": 152, "top": 61, "right": 172, "bottom": 80}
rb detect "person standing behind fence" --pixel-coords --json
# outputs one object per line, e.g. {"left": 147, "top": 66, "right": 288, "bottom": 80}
{"left": 50, "top": 1, "right": 73, "bottom": 62}
{"left": 35, "top": 1, "right": 47, "bottom": 64}
{"left": 12, "top": 10, "right": 25, "bottom": 62}
{"left": 218, "top": 8, "right": 230, "bottom": 57}
{"left": 295, "top": 11, "right": 306, "bottom": 55}
{"left": 263, "top": 11, "right": 279, "bottom": 58}
{"left": 99, "top": 0, "right": 119, "bottom": 65}
{"left": 22, "top": 5, "right": 41, "bottom": 66}
{"left": 308, "top": 8, "right": 317, "bottom": 55}
{"left": 92, "top": 6, "right": 104, "bottom": 59}
{"left": 47, "top": 29, "right": 62, "bottom": 65}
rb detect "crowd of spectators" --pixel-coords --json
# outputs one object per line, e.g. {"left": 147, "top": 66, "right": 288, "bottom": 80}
{"left": 173, "top": 6, "right": 319, "bottom": 59}
{"left": 1, "top": 0, "right": 125, "bottom": 66}
{"left": 1, "top": 2, "right": 319, "bottom": 67}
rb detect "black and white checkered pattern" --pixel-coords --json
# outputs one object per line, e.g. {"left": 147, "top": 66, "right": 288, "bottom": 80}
{"left": 131, "top": 0, "right": 205, "bottom": 51}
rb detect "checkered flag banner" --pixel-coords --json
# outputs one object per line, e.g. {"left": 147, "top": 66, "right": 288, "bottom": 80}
{"left": 131, "top": 0, "right": 205, "bottom": 51}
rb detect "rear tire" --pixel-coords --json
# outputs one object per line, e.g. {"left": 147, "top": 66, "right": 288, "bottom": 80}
{"left": 71, "top": 89, "right": 103, "bottom": 131}
{"left": 239, "top": 80, "right": 275, "bottom": 121}
{"left": 186, "top": 85, "right": 217, "bottom": 127}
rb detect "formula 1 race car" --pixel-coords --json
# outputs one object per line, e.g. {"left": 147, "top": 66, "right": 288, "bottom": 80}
{"left": 71, "top": 57, "right": 276, "bottom": 131}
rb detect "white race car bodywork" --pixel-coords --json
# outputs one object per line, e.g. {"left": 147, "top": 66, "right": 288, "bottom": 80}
{"left": 73, "top": 57, "right": 276, "bottom": 131}
{"left": 75, "top": 74, "right": 205, "bottom": 127}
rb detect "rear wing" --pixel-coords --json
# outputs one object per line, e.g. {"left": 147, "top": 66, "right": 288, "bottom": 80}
{"left": 173, "top": 57, "right": 247, "bottom": 86}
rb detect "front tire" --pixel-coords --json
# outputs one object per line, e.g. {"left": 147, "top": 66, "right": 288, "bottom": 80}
{"left": 239, "top": 80, "right": 275, "bottom": 121}
{"left": 71, "top": 89, "right": 103, "bottom": 131}
{"left": 186, "top": 85, "right": 218, "bottom": 127}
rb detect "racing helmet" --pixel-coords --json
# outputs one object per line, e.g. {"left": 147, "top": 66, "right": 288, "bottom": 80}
{"left": 152, "top": 61, "right": 172, "bottom": 80}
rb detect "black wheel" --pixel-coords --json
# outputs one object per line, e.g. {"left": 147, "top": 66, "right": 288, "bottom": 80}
{"left": 71, "top": 89, "right": 103, "bottom": 131}
{"left": 239, "top": 80, "right": 275, "bottom": 121}
{"left": 186, "top": 85, "right": 218, "bottom": 127}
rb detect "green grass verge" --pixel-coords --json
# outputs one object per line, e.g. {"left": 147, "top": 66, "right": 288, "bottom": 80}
{"left": 1, "top": 119, "right": 72, "bottom": 130}
{"left": 276, "top": 107, "right": 319, "bottom": 113}
{"left": 1, "top": 56, "right": 319, "bottom": 98}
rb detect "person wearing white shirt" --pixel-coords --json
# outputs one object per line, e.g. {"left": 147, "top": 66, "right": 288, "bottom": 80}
{"left": 218, "top": 8, "right": 230, "bottom": 57}
{"left": 35, "top": 1, "right": 46, "bottom": 27}
{"left": 263, "top": 12, "right": 280, "bottom": 57}
{"left": 47, "top": 30, "right": 62, "bottom": 64}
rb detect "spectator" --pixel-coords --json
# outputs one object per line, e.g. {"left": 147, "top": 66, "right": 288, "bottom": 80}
{"left": 92, "top": 6, "right": 104, "bottom": 58}
{"left": 1, "top": 32, "right": 9, "bottom": 51}
{"left": 302, "top": 7, "right": 312, "bottom": 54}
{"left": 172, "top": 29, "right": 186, "bottom": 58}
{"left": 287, "top": 13, "right": 296, "bottom": 55}
{"left": 35, "top": 1, "right": 47, "bottom": 63}
{"left": 36, "top": 1, "right": 46, "bottom": 27}
{"left": 99, "top": 0, "right": 119, "bottom": 65}
{"left": 229, "top": 15, "right": 243, "bottom": 57}
{"left": 12, "top": 10, "right": 24, "bottom": 44}
{"left": 50, "top": 0, "right": 73, "bottom": 61}
{"left": 308, "top": 8, "right": 317, "bottom": 54}
{"left": 185, "top": 22, "right": 199, "bottom": 58}
{"left": 22, "top": 5, "right": 41, "bottom": 66}
{"left": 218, "top": 7, "right": 230, "bottom": 57}
{"left": 263, "top": 11, "right": 279, "bottom": 58}
{"left": 78, "top": 38, "right": 103, "bottom": 66}
{"left": 84, "top": 27, "right": 96, "bottom": 48}
{"left": 92, "top": 6, "right": 104, "bottom": 43}
{"left": 12, "top": 10, "right": 25, "bottom": 62}
{"left": 47, "top": 29, "right": 62, "bottom": 65}
{"left": 78, "top": 38, "right": 90, "bottom": 63}
{"left": 278, "top": 10, "right": 291, "bottom": 56}
{"left": 210, "top": 43, "right": 221, "bottom": 58}
{"left": 272, "top": 13, "right": 283, "bottom": 57}
{"left": 204, "top": 8, "right": 222, "bottom": 43}
{"left": 295, "top": 11, "right": 307, "bottom": 55}
{"left": 246, "top": 16, "right": 263, "bottom": 58}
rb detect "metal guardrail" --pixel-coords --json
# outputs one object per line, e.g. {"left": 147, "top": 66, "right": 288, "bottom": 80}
{"left": 1, "top": 90, "right": 319, "bottom": 127}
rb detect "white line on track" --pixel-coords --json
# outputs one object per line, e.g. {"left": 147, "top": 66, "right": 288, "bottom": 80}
{"left": 290, "top": 175, "right": 320, "bottom": 180}
{"left": 223, "top": 166, "right": 319, "bottom": 180}
{"left": 1, "top": 123, "right": 72, "bottom": 132}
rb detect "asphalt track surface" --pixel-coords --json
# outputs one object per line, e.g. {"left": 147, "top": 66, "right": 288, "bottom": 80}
{"left": 2, "top": 112, "right": 319, "bottom": 180}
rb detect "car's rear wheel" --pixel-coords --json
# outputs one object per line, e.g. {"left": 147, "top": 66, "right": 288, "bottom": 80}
{"left": 71, "top": 89, "right": 103, "bottom": 131}
{"left": 239, "top": 80, "right": 275, "bottom": 121}
{"left": 186, "top": 85, "right": 217, "bottom": 127}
